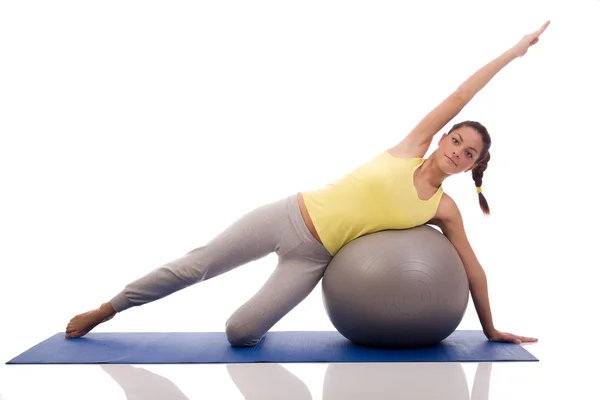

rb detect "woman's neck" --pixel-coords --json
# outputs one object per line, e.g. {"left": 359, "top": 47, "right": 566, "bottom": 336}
{"left": 415, "top": 152, "right": 449, "bottom": 189}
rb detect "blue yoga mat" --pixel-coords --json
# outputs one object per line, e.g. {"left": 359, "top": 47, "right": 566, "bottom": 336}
{"left": 6, "top": 330, "right": 538, "bottom": 364}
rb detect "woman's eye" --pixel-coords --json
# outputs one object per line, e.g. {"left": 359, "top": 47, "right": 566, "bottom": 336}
{"left": 466, "top": 152, "right": 472, "bottom": 158}
{"left": 452, "top": 138, "right": 458, "bottom": 143}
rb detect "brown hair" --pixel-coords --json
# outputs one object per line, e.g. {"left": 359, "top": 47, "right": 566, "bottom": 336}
{"left": 448, "top": 121, "right": 491, "bottom": 216}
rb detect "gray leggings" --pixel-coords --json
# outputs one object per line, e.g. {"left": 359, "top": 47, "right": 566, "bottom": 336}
{"left": 109, "top": 193, "right": 333, "bottom": 347}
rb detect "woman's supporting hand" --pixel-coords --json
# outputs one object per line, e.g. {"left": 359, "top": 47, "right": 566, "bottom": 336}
{"left": 486, "top": 329, "right": 538, "bottom": 344}
{"left": 511, "top": 20, "right": 551, "bottom": 58}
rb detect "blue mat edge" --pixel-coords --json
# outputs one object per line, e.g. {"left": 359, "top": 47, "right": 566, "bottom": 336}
{"left": 6, "top": 330, "right": 539, "bottom": 365}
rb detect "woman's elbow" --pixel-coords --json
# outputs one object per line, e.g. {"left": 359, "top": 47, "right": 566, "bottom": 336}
{"left": 466, "top": 265, "right": 487, "bottom": 288}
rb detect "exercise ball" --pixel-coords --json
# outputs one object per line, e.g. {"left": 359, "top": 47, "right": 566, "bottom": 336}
{"left": 322, "top": 225, "right": 469, "bottom": 348}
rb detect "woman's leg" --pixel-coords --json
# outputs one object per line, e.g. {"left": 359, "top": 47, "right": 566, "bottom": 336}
{"left": 65, "top": 194, "right": 311, "bottom": 338}
{"left": 225, "top": 195, "right": 333, "bottom": 347}
{"left": 225, "top": 245, "right": 331, "bottom": 346}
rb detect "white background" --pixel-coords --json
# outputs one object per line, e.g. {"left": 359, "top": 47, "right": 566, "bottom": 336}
{"left": 1, "top": 0, "right": 599, "bottom": 398}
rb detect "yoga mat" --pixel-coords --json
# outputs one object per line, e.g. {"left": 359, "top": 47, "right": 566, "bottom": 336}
{"left": 6, "top": 330, "right": 538, "bottom": 364}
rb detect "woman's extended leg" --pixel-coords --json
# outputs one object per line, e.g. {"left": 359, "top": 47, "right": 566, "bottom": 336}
{"left": 65, "top": 194, "right": 321, "bottom": 338}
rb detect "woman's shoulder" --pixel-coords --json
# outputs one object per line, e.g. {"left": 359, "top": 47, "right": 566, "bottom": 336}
{"left": 427, "top": 193, "right": 462, "bottom": 230}
{"left": 434, "top": 193, "right": 461, "bottom": 221}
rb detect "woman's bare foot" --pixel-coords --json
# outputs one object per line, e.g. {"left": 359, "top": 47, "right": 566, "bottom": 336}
{"left": 65, "top": 302, "right": 116, "bottom": 339}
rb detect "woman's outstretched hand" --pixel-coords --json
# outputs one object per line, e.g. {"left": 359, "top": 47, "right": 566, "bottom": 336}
{"left": 486, "top": 329, "right": 538, "bottom": 344}
{"left": 511, "top": 20, "right": 551, "bottom": 58}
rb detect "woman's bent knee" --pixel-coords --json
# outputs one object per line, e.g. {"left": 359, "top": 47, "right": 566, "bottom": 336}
{"left": 225, "top": 318, "right": 265, "bottom": 347}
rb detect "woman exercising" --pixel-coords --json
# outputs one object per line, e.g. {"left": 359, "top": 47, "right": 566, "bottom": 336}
{"left": 66, "top": 21, "right": 550, "bottom": 346}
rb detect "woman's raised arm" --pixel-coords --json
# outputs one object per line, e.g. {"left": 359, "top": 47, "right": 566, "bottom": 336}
{"left": 394, "top": 20, "right": 550, "bottom": 153}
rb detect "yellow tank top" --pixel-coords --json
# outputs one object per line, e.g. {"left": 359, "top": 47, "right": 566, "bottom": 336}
{"left": 301, "top": 151, "right": 444, "bottom": 256}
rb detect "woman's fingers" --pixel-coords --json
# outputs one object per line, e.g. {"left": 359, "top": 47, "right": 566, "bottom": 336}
{"left": 536, "top": 20, "right": 551, "bottom": 36}
{"left": 519, "top": 335, "right": 538, "bottom": 343}
{"left": 511, "top": 334, "right": 537, "bottom": 344}
{"left": 527, "top": 21, "right": 550, "bottom": 47}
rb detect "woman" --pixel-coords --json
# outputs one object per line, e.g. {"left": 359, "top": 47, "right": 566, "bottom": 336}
{"left": 66, "top": 21, "right": 550, "bottom": 346}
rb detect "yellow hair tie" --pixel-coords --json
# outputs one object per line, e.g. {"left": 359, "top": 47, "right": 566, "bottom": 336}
{"left": 476, "top": 187, "right": 482, "bottom": 194}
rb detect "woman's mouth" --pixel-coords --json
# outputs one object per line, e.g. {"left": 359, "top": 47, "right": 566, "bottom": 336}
{"left": 445, "top": 155, "right": 457, "bottom": 166}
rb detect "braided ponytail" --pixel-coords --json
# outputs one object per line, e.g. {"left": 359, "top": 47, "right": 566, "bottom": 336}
{"left": 472, "top": 151, "right": 491, "bottom": 216}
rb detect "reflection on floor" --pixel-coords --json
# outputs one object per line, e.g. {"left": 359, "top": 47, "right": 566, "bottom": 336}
{"left": 100, "top": 362, "right": 493, "bottom": 399}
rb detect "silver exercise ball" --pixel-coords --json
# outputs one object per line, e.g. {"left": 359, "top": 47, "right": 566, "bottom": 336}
{"left": 322, "top": 225, "right": 469, "bottom": 348}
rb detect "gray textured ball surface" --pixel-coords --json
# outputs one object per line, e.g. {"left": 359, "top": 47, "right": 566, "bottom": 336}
{"left": 322, "top": 225, "right": 469, "bottom": 348}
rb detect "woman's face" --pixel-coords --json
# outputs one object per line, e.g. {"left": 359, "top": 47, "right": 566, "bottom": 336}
{"left": 437, "top": 127, "right": 484, "bottom": 174}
